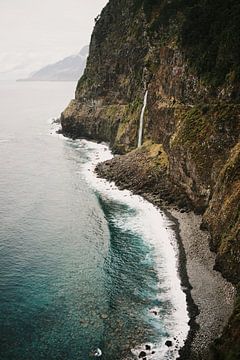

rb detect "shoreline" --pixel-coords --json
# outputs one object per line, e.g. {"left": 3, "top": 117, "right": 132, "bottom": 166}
{"left": 80, "top": 139, "right": 190, "bottom": 359}
{"left": 121, "top": 189, "right": 236, "bottom": 359}
{"left": 93, "top": 149, "right": 236, "bottom": 359}
{"left": 163, "top": 209, "right": 199, "bottom": 360}
{"left": 59, "top": 130, "right": 236, "bottom": 359}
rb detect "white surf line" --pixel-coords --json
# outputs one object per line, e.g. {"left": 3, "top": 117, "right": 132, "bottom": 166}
{"left": 79, "top": 140, "right": 189, "bottom": 360}
{"left": 48, "top": 122, "right": 190, "bottom": 359}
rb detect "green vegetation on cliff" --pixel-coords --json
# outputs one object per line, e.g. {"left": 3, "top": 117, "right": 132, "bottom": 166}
{"left": 171, "top": 103, "right": 240, "bottom": 182}
{"left": 135, "top": 0, "right": 240, "bottom": 89}
{"left": 181, "top": 0, "right": 240, "bottom": 87}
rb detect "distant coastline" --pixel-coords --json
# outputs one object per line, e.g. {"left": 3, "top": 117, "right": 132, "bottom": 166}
{"left": 17, "top": 45, "right": 88, "bottom": 82}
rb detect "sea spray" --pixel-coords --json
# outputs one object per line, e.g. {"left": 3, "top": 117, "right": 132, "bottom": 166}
{"left": 138, "top": 90, "right": 148, "bottom": 148}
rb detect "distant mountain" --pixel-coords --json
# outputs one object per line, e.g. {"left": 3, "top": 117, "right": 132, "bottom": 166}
{"left": 19, "top": 45, "right": 89, "bottom": 81}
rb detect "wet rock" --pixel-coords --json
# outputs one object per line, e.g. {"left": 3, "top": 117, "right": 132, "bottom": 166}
{"left": 145, "top": 344, "right": 151, "bottom": 351}
{"left": 150, "top": 309, "right": 158, "bottom": 316}
{"left": 165, "top": 340, "right": 173, "bottom": 347}
{"left": 139, "top": 351, "right": 147, "bottom": 358}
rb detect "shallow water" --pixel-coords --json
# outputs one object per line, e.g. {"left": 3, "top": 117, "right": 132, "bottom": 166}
{"left": 0, "top": 81, "right": 189, "bottom": 360}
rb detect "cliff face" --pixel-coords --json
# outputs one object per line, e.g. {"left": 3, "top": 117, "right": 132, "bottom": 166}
{"left": 61, "top": 0, "right": 240, "bottom": 358}
{"left": 61, "top": 0, "right": 149, "bottom": 152}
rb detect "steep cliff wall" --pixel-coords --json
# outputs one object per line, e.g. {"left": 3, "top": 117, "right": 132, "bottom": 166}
{"left": 61, "top": 0, "right": 240, "bottom": 358}
{"left": 61, "top": 0, "right": 149, "bottom": 153}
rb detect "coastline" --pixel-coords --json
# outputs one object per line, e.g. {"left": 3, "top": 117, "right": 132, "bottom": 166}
{"left": 94, "top": 147, "right": 236, "bottom": 359}
{"left": 79, "top": 139, "right": 190, "bottom": 359}
{"left": 59, "top": 125, "right": 236, "bottom": 359}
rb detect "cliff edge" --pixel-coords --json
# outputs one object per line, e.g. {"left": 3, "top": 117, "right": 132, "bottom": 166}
{"left": 61, "top": 1, "right": 240, "bottom": 358}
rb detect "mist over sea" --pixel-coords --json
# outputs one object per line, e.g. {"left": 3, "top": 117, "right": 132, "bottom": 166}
{"left": 0, "top": 81, "right": 188, "bottom": 360}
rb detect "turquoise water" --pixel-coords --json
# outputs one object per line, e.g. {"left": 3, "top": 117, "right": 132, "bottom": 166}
{"left": 0, "top": 81, "right": 188, "bottom": 360}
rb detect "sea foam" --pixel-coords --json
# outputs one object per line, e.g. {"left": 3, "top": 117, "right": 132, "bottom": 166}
{"left": 79, "top": 140, "right": 189, "bottom": 360}
{"left": 49, "top": 125, "right": 190, "bottom": 359}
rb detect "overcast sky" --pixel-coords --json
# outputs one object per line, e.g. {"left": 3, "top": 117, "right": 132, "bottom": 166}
{"left": 0, "top": 0, "right": 108, "bottom": 79}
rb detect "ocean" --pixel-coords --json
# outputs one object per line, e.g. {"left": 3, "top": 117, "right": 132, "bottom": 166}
{"left": 0, "top": 81, "right": 189, "bottom": 360}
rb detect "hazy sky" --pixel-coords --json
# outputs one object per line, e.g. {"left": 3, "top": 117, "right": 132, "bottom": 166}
{"left": 0, "top": 0, "right": 108, "bottom": 78}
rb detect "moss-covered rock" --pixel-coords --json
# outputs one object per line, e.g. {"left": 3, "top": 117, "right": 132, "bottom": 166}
{"left": 168, "top": 103, "right": 240, "bottom": 211}
{"left": 203, "top": 143, "right": 240, "bottom": 283}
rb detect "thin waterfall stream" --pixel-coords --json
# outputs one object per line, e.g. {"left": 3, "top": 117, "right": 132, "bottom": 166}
{"left": 138, "top": 90, "right": 148, "bottom": 147}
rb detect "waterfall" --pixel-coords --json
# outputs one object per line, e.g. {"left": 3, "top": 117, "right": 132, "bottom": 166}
{"left": 137, "top": 90, "right": 148, "bottom": 148}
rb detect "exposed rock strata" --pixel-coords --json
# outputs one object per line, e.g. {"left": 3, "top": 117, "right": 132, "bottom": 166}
{"left": 61, "top": 0, "right": 240, "bottom": 358}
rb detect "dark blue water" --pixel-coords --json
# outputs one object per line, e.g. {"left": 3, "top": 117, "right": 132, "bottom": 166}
{"left": 0, "top": 81, "right": 188, "bottom": 360}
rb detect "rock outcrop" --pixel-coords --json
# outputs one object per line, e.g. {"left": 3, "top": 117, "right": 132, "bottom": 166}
{"left": 61, "top": 0, "right": 240, "bottom": 358}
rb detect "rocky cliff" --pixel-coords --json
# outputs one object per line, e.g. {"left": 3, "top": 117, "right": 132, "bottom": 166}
{"left": 61, "top": 0, "right": 240, "bottom": 358}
